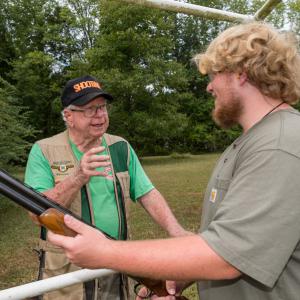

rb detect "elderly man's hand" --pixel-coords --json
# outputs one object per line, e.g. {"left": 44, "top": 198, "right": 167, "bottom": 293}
{"left": 47, "top": 215, "right": 110, "bottom": 269}
{"left": 75, "top": 146, "right": 111, "bottom": 185}
{"left": 135, "top": 281, "right": 176, "bottom": 300}
{"left": 28, "top": 211, "right": 42, "bottom": 226}
{"left": 135, "top": 281, "right": 188, "bottom": 300}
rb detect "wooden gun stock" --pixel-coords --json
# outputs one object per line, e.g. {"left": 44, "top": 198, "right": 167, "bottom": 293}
{"left": 38, "top": 208, "right": 77, "bottom": 237}
{"left": 0, "top": 169, "right": 188, "bottom": 299}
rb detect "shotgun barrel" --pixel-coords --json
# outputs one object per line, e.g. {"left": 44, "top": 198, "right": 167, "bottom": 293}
{"left": 0, "top": 181, "right": 45, "bottom": 215}
{"left": 0, "top": 168, "right": 79, "bottom": 217}
{"left": 0, "top": 168, "right": 112, "bottom": 238}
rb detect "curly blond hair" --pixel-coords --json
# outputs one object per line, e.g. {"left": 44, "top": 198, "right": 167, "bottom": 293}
{"left": 194, "top": 22, "right": 300, "bottom": 104}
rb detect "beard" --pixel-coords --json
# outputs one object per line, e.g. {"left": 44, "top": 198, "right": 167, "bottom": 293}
{"left": 212, "top": 90, "right": 243, "bottom": 129}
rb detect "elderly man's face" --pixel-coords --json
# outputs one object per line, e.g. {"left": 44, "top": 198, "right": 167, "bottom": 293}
{"left": 66, "top": 97, "right": 109, "bottom": 138}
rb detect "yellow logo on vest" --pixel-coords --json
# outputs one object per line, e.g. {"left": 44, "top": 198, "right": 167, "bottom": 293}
{"left": 51, "top": 163, "right": 74, "bottom": 173}
{"left": 209, "top": 188, "right": 218, "bottom": 203}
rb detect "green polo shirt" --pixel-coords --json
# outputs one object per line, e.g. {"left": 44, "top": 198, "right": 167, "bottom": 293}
{"left": 25, "top": 137, "right": 154, "bottom": 239}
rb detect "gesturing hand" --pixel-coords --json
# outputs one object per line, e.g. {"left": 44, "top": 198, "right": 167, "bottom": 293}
{"left": 75, "top": 146, "right": 111, "bottom": 184}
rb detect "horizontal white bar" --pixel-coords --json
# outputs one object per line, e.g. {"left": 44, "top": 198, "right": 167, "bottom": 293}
{"left": 0, "top": 269, "right": 117, "bottom": 300}
{"left": 119, "top": 0, "right": 254, "bottom": 23}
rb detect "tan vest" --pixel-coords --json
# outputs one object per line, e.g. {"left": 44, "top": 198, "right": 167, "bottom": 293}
{"left": 37, "top": 130, "right": 131, "bottom": 300}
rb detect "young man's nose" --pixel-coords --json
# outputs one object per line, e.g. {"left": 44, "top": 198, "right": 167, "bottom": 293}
{"left": 206, "top": 82, "right": 213, "bottom": 93}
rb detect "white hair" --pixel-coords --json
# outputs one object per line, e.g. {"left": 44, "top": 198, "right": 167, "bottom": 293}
{"left": 61, "top": 104, "right": 78, "bottom": 124}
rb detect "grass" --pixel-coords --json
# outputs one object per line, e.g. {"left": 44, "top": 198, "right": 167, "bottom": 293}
{"left": 0, "top": 153, "right": 219, "bottom": 299}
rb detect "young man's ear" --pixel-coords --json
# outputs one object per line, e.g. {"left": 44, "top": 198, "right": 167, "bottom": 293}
{"left": 237, "top": 72, "right": 248, "bottom": 85}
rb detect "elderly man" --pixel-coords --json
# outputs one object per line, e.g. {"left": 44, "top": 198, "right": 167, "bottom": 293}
{"left": 49, "top": 22, "right": 300, "bottom": 300}
{"left": 25, "top": 75, "right": 187, "bottom": 300}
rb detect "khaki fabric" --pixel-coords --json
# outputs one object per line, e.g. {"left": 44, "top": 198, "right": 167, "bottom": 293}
{"left": 38, "top": 131, "right": 81, "bottom": 216}
{"left": 116, "top": 171, "right": 132, "bottom": 239}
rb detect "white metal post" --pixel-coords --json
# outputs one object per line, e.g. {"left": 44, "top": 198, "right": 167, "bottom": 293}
{"left": 0, "top": 269, "right": 117, "bottom": 300}
{"left": 118, "top": 0, "right": 254, "bottom": 23}
{"left": 118, "top": 0, "right": 282, "bottom": 23}
{"left": 254, "top": 0, "right": 282, "bottom": 20}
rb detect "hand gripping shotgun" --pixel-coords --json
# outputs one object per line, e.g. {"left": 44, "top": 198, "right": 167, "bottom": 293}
{"left": 0, "top": 169, "right": 188, "bottom": 299}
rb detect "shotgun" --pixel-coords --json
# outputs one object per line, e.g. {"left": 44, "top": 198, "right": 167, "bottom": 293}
{"left": 0, "top": 169, "right": 188, "bottom": 299}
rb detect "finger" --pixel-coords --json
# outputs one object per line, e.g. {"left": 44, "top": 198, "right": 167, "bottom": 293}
{"left": 84, "top": 161, "right": 111, "bottom": 170}
{"left": 165, "top": 281, "right": 176, "bottom": 296}
{"left": 86, "top": 146, "right": 106, "bottom": 155}
{"left": 81, "top": 170, "right": 110, "bottom": 177}
{"left": 47, "top": 231, "right": 71, "bottom": 248}
{"left": 150, "top": 295, "right": 175, "bottom": 300}
{"left": 63, "top": 214, "right": 89, "bottom": 235}
{"left": 87, "top": 154, "right": 110, "bottom": 162}
{"left": 135, "top": 286, "right": 150, "bottom": 299}
{"left": 28, "top": 212, "right": 42, "bottom": 226}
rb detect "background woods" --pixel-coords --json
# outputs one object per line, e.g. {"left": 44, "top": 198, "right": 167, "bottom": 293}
{"left": 0, "top": 0, "right": 299, "bottom": 168}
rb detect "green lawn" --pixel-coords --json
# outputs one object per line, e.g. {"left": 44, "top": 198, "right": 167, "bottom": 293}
{"left": 0, "top": 153, "right": 219, "bottom": 299}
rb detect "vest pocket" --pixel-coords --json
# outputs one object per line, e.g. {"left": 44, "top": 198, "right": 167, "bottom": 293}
{"left": 209, "top": 178, "right": 231, "bottom": 204}
{"left": 38, "top": 240, "right": 81, "bottom": 284}
{"left": 44, "top": 251, "right": 75, "bottom": 274}
{"left": 41, "top": 251, "right": 83, "bottom": 300}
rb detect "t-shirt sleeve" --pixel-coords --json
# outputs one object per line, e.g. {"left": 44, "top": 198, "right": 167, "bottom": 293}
{"left": 128, "top": 145, "right": 154, "bottom": 201}
{"left": 201, "top": 149, "right": 300, "bottom": 288}
{"left": 24, "top": 143, "right": 54, "bottom": 192}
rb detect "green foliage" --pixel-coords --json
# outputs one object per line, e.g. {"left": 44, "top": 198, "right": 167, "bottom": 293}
{"left": 1, "top": 0, "right": 299, "bottom": 165}
{"left": 11, "top": 51, "right": 64, "bottom": 138}
{"left": 78, "top": 0, "right": 194, "bottom": 154}
{"left": 0, "top": 78, "right": 37, "bottom": 168}
{"left": 287, "top": 0, "right": 300, "bottom": 34}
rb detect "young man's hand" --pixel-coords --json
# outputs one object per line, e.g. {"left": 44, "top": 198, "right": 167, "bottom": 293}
{"left": 47, "top": 214, "right": 109, "bottom": 269}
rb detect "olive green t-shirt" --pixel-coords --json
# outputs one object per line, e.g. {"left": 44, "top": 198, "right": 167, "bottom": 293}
{"left": 25, "top": 137, "right": 154, "bottom": 239}
{"left": 199, "top": 109, "right": 300, "bottom": 300}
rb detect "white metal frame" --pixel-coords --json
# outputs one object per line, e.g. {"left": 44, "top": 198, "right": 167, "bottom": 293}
{"left": 0, "top": 269, "right": 116, "bottom": 300}
{"left": 0, "top": 1, "right": 283, "bottom": 299}
{"left": 119, "top": 0, "right": 282, "bottom": 23}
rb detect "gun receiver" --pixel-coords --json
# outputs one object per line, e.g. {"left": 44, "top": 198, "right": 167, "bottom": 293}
{"left": 0, "top": 169, "right": 188, "bottom": 299}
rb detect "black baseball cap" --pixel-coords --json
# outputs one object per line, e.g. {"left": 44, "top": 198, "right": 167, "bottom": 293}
{"left": 61, "top": 75, "right": 113, "bottom": 108}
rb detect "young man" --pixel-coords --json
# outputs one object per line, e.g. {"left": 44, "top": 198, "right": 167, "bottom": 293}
{"left": 25, "top": 75, "right": 187, "bottom": 300}
{"left": 48, "top": 22, "right": 300, "bottom": 300}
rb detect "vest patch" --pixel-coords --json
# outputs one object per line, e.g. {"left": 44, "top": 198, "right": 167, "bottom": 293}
{"left": 51, "top": 161, "right": 74, "bottom": 173}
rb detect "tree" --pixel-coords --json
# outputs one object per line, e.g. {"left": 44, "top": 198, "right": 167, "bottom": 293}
{"left": 6, "top": 0, "right": 96, "bottom": 138}
{"left": 11, "top": 51, "right": 64, "bottom": 138}
{"left": 75, "top": 0, "right": 193, "bottom": 155}
{"left": 0, "top": 4, "right": 17, "bottom": 81}
{"left": 0, "top": 77, "right": 36, "bottom": 168}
